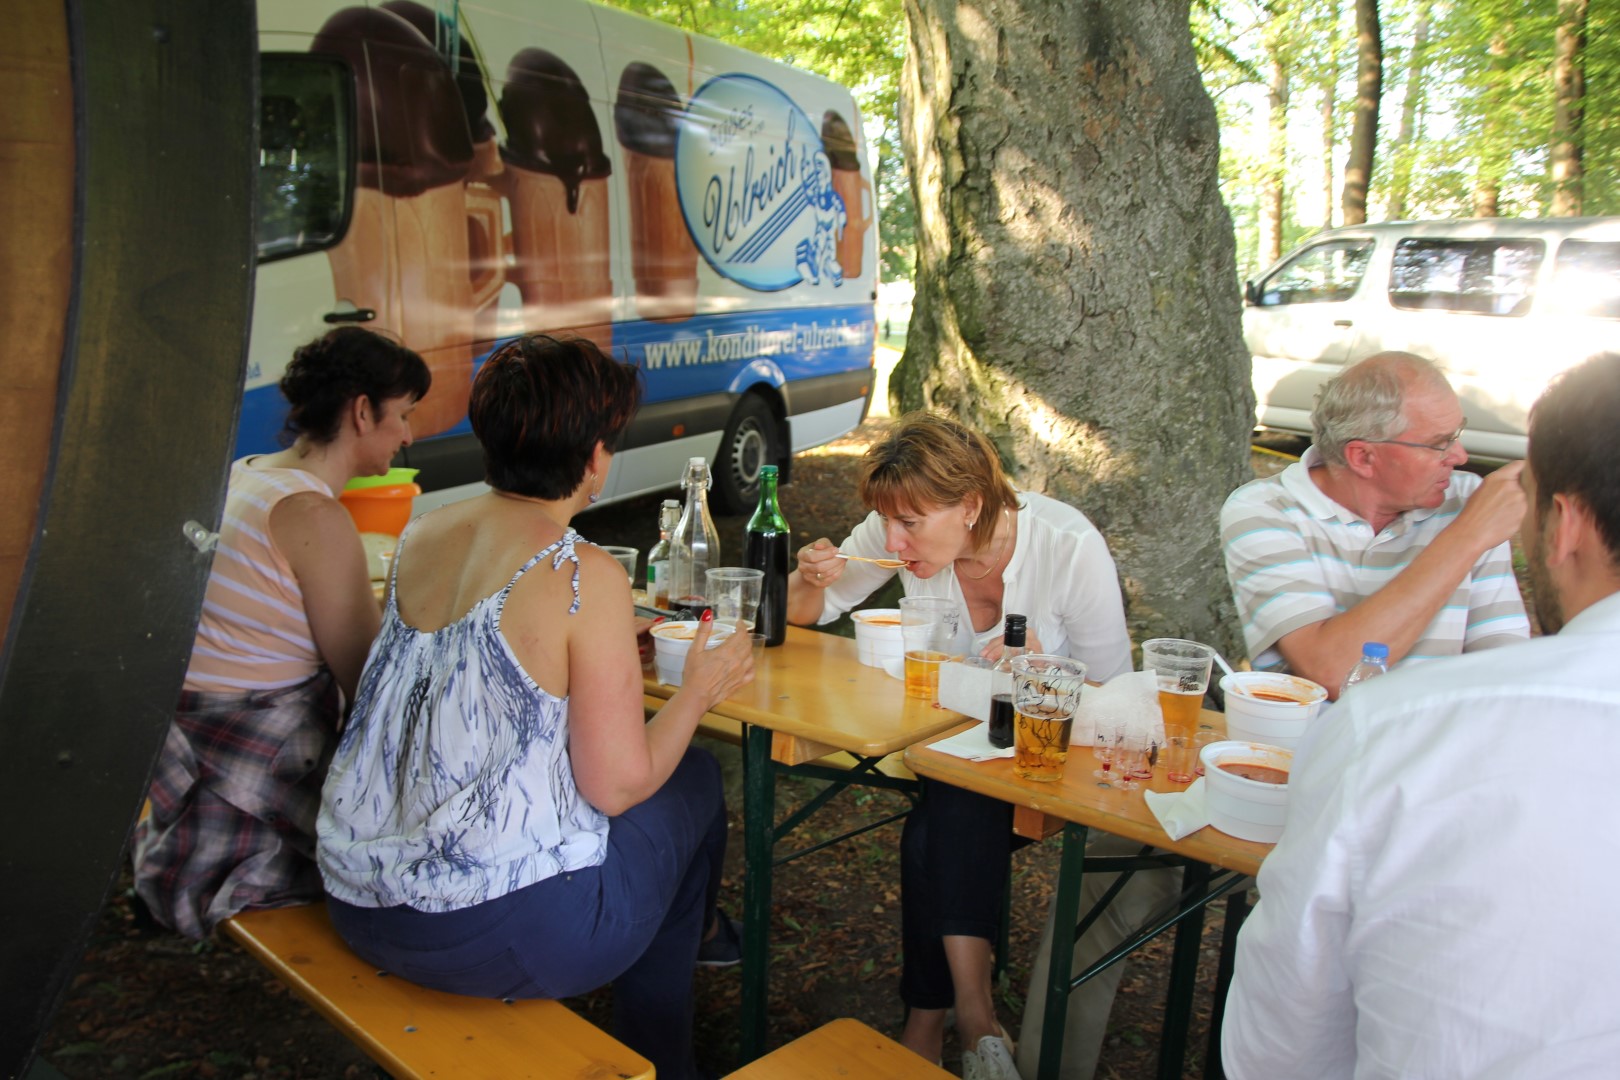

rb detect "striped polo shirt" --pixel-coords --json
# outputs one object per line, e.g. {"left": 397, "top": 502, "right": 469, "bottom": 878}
{"left": 185, "top": 458, "right": 335, "bottom": 692}
{"left": 1221, "top": 447, "right": 1528, "bottom": 673}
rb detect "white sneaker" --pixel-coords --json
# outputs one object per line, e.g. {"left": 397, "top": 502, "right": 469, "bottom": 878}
{"left": 962, "top": 1034, "right": 1021, "bottom": 1080}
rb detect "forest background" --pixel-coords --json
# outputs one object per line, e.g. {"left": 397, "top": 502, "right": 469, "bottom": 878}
{"left": 603, "top": 0, "right": 1617, "bottom": 283}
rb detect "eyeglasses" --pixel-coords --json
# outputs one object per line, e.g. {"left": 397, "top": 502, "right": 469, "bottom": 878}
{"left": 1352, "top": 422, "right": 1467, "bottom": 455}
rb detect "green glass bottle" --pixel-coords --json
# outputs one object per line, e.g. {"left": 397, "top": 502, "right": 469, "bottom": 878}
{"left": 744, "top": 465, "right": 790, "bottom": 646}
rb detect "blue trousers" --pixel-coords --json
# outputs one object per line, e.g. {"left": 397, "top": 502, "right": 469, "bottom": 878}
{"left": 328, "top": 747, "right": 727, "bottom": 1080}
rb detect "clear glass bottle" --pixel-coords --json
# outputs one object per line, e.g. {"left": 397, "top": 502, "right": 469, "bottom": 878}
{"left": 645, "top": 498, "right": 681, "bottom": 609}
{"left": 987, "top": 614, "right": 1028, "bottom": 748}
{"left": 744, "top": 465, "right": 791, "bottom": 646}
{"left": 668, "top": 457, "right": 722, "bottom": 617}
{"left": 1339, "top": 641, "right": 1390, "bottom": 697}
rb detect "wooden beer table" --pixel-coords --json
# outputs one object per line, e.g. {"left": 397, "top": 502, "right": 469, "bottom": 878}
{"left": 644, "top": 625, "right": 970, "bottom": 1062}
{"left": 904, "top": 712, "right": 1272, "bottom": 1080}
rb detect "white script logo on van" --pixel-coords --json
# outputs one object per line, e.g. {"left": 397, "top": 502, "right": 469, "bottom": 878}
{"left": 676, "top": 74, "right": 847, "bottom": 292}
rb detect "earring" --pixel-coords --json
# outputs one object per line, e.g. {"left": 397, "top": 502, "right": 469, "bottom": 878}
{"left": 587, "top": 472, "right": 601, "bottom": 505}
{"left": 967, "top": 519, "right": 976, "bottom": 529}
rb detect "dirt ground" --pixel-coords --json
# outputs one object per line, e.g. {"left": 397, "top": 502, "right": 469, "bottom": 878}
{"left": 37, "top": 403, "right": 1525, "bottom": 1079}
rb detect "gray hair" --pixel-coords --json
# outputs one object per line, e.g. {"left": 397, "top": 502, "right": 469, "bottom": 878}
{"left": 1312, "top": 352, "right": 1448, "bottom": 465}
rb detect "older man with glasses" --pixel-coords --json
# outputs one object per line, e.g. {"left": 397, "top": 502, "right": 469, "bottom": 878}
{"left": 1221, "top": 352, "right": 1529, "bottom": 696}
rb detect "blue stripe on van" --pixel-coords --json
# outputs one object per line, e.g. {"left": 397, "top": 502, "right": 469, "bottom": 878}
{"left": 233, "top": 303, "right": 876, "bottom": 459}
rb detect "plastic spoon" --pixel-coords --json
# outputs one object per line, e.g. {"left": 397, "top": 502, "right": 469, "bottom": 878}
{"left": 1212, "top": 651, "right": 1254, "bottom": 697}
{"left": 836, "top": 554, "right": 908, "bottom": 568}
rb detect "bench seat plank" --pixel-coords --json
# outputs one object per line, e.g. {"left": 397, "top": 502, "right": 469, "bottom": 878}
{"left": 222, "top": 903, "right": 652, "bottom": 1080}
{"left": 724, "top": 1018, "right": 952, "bottom": 1078}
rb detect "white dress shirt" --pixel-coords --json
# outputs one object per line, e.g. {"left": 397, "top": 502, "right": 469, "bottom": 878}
{"left": 1223, "top": 589, "right": 1620, "bottom": 1080}
{"left": 817, "top": 491, "right": 1133, "bottom": 681}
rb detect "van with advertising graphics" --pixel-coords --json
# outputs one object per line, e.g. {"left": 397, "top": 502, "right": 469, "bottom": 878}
{"left": 1244, "top": 217, "right": 1620, "bottom": 462}
{"left": 252, "top": 0, "right": 878, "bottom": 512}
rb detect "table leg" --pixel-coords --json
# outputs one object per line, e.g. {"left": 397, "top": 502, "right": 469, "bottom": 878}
{"left": 1036, "top": 822, "right": 1089, "bottom": 1080}
{"left": 1203, "top": 884, "right": 1250, "bottom": 1079}
{"left": 739, "top": 723, "right": 775, "bottom": 1063}
{"left": 1156, "top": 861, "right": 1210, "bottom": 1079}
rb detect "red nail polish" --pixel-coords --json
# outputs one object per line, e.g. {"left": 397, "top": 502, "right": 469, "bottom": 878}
{"left": 701, "top": 608, "right": 713, "bottom": 623}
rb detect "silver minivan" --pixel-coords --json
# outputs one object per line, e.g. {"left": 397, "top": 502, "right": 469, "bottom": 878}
{"left": 1245, "top": 218, "right": 1620, "bottom": 460}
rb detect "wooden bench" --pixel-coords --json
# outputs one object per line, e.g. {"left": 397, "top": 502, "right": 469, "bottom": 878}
{"left": 724, "top": 1019, "right": 953, "bottom": 1078}
{"left": 221, "top": 903, "right": 653, "bottom": 1080}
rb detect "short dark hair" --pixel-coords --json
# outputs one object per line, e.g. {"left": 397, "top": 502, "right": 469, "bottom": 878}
{"left": 279, "top": 327, "right": 432, "bottom": 445}
{"left": 468, "top": 334, "right": 642, "bottom": 499}
{"left": 1529, "top": 352, "right": 1620, "bottom": 564}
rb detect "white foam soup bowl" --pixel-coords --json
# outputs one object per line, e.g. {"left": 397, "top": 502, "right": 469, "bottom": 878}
{"left": 851, "top": 608, "right": 903, "bottom": 669}
{"left": 651, "top": 622, "right": 734, "bottom": 687}
{"left": 1219, "top": 672, "right": 1328, "bottom": 750}
{"left": 1200, "top": 740, "right": 1293, "bottom": 844}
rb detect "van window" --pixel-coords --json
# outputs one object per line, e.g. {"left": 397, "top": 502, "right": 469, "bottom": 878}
{"left": 1552, "top": 240, "right": 1620, "bottom": 319}
{"left": 1257, "top": 240, "right": 1373, "bottom": 306}
{"left": 1389, "top": 238, "right": 1543, "bottom": 317}
{"left": 258, "top": 56, "right": 353, "bottom": 262}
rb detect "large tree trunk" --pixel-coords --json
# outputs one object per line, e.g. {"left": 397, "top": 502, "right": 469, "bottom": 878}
{"left": 1342, "top": 0, "right": 1381, "bottom": 225}
{"left": 895, "top": 0, "right": 1254, "bottom": 654}
{"left": 1384, "top": 0, "right": 1430, "bottom": 221}
{"left": 1550, "top": 0, "right": 1587, "bottom": 216}
{"left": 1320, "top": 80, "right": 1336, "bottom": 228}
{"left": 1259, "top": 34, "right": 1290, "bottom": 266}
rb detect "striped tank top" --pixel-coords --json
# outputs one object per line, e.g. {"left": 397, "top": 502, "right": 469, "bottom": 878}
{"left": 185, "top": 458, "right": 335, "bottom": 693}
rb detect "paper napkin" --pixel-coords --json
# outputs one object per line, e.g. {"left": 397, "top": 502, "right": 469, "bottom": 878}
{"left": 926, "top": 722, "right": 1015, "bottom": 762}
{"left": 1143, "top": 778, "right": 1209, "bottom": 841}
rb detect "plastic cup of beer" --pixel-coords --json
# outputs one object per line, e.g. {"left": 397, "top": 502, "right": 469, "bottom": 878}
{"left": 899, "top": 596, "right": 960, "bottom": 703}
{"left": 1141, "top": 638, "right": 1215, "bottom": 742}
{"left": 1010, "top": 654, "right": 1088, "bottom": 782}
{"left": 706, "top": 567, "right": 763, "bottom": 630}
{"left": 603, "top": 545, "right": 639, "bottom": 584}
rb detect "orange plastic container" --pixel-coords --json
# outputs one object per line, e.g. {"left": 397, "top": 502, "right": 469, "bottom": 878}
{"left": 339, "top": 482, "right": 421, "bottom": 537}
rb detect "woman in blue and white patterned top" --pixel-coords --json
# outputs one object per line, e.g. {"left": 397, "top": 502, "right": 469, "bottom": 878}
{"left": 317, "top": 334, "right": 754, "bottom": 1080}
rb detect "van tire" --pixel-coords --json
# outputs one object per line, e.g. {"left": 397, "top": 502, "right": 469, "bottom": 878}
{"left": 714, "top": 394, "right": 781, "bottom": 514}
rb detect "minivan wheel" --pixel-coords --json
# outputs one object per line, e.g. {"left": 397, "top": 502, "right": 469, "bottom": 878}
{"left": 713, "top": 395, "right": 780, "bottom": 514}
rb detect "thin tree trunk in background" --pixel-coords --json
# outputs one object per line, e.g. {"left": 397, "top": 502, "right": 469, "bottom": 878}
{"left": 895, "top": 0, "right": 1254, "bottom": 654}
{"left": 1342, "top": 0, "right": 1381, "bottom": 224}
{"left": 1321, "top": 82, "right": 1336, "bottom": 228}
{"left": 1473, "top": 28, "right": 1508, "bottom": 217}
{"left": 1550, "top": 0, "right": 1587, "bottom": 215}
{"left": 1385, "top": 0, "right": 1430, "bottom": 220}
{"left": 1260, "top": 42, "right": 1290, "bottom": 265}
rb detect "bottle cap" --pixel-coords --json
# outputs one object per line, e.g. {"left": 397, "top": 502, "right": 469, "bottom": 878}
{"left": 760, "top": 465, "right": 778, "bottom": 478}
{"left": 1004, "top": 613, "right": 1027, "bottom": 645}
{"left": 1362, "top": 642, "right": 1390, "bottom": 662}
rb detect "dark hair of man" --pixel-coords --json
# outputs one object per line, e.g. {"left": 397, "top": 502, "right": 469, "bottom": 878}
{"left": 468, "top": 334, "right": 642, "bottom": 500}
{"left": 278, "top": 327, "right": 432, "bottom": 445}
{"left": 1528, "top": 351, "right": 1620, "bottom": 564}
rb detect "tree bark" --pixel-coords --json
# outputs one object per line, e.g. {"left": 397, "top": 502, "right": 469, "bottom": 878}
{"left": 1384, "top": 0, "right": 1430, "bottom": 221}
{"left": 1259, "top": 28, "right": 1290, "bottom": 266}
{"left": 1341, "top": 0, "right": 1381, "bottom": 225}
{"left": 1472, "top": 27, "right": 1509, "bottom": 217}
{"left": 895, "top": 0, "right": 1254, "bottom": 654}
{"left": 1550, "top": 0, "right": 1587, "bottom": 216}
{"left": 1320, "top": 80, "right": 1336, "bottom": 228}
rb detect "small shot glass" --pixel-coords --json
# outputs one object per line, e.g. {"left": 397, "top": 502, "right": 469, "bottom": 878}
{"left": 1164, "top": 735, "right": 1197, "bottom": 784}
{"left": 1194, "top": 729, "right": 1221, "bottom": 776}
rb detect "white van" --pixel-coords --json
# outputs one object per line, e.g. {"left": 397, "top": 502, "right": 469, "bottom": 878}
{"left": 253, "top": 0, "right": 878, "bottom": 511}
{"left": 1244, "top": 218, "right": 1620, "bottom": 461}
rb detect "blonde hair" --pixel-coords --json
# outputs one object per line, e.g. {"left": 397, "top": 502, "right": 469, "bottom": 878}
{"left": 858, "top": 413, "right": 1019, "bottom": 554}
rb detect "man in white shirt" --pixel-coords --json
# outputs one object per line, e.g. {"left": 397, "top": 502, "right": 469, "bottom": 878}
{"left": 1223, "top": 351, "right": 1620, "bottom": 1079}
{"left": 1222, "top": 352, "right": 1529, "bottom": 694}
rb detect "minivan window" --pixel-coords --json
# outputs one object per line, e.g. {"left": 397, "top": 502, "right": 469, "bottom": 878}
{"left": 1552, "top": 240, "right": 1620, "bottom": 319}
{"left": 258, "top": 56, "right": 353, "bottom": 262}
{"left": 1389, "top": 238, "right": 1543, "bottom": 317}
{"left": 1258, "top": 240, "right": 1373, "bottom": 306}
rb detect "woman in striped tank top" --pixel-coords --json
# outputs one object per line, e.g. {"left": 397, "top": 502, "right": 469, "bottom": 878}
{"left": 133, "top": 327, "right": 431, "bottom": 939}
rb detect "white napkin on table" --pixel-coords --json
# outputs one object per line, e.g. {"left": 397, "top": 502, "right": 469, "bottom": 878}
{"left": 926, "top": 721, "right": 1015, "bottom": 762}
{"left": 1144, "top": 778, "right": 1209, "bottom": 841}
{"left": 1074, "top": 670, "right": 1164, "bottom": 748}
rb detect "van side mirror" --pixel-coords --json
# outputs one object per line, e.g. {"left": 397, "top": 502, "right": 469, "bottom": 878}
{"left": 1243, "top": 280, "right": 1260, "bottom": 306}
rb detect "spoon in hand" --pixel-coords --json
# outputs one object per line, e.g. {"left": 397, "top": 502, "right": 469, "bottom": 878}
{"left": 836, "top": 553, "right": 908, "bottom": 568}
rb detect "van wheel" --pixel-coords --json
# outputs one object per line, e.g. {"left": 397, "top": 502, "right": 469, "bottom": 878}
{"left": 714, "top": 395, "right": 780, "bottom": 514}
